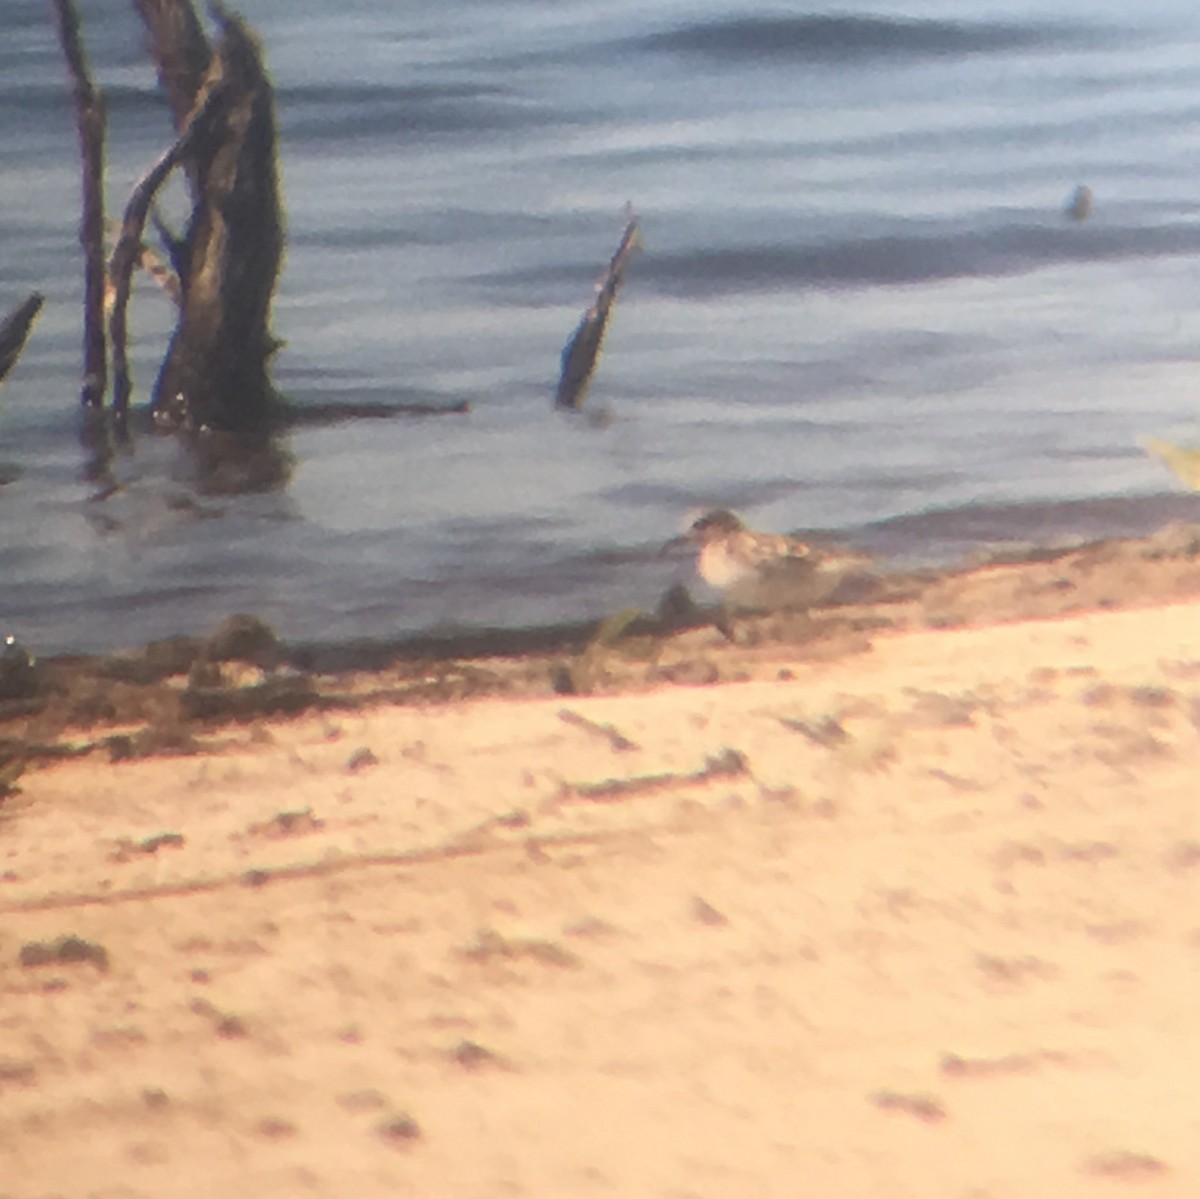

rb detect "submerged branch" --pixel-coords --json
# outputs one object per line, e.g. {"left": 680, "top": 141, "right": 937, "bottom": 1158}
{"left": 0, "top": 295, "right": 45, "bottom": 387}
{"left": 285, "top": 399, "right": 471, "bottom": 427}
{"left": 555, "top": 207, "right": 643, "bottom": 411}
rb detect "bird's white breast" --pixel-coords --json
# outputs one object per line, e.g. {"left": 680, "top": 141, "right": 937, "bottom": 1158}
{"left": 697, "top": 542, "right": 759, "bottom": 589}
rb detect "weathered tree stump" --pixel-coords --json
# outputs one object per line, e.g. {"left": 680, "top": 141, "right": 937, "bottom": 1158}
{"left": 133, "top": 2, "right": 285, "bottom": 433}
{"left": 54, "top": 0, "right": 463, "bottom": 486}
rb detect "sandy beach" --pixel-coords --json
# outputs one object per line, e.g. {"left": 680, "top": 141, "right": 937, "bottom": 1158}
{"left": 5, "top": 526, "right": 1200, "bottom": 1197}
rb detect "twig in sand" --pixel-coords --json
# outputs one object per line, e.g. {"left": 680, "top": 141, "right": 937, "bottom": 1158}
{"left": 777, "top": 714, "right": 849, "bottom": 748}
{"left": 567, "top": 748, "right": 748, "bottom": 802}
{"left": 557, "top": 707, "right": 640, "bottom": 752}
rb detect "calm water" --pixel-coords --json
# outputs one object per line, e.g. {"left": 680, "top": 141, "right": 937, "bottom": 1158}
{"left": 4, "top": 0, "right": 1200, "bottom": 652}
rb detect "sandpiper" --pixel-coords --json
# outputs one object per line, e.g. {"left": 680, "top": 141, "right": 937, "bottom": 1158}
{"left": 665, "top": 509, "right": 871, "bottom": 636}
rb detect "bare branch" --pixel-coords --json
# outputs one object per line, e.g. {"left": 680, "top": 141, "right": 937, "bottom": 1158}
{"left": 131, "top": 0, "right": 212, "bottom": 127}
{"left": 51, "top": 0, "right": 107, "bottom": 408}
{"left": 0, "top": 294, "right": 44, "bottom": 387}
{"left": 555, "top": 208, "right": 643, "bottom": 411}
{"left": 108, "top": 72, "right": 224, "bottom": 417}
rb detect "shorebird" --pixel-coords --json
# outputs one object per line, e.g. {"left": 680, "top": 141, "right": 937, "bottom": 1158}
{"left": 665, "top": 509, "right": 871, "bottom": 637}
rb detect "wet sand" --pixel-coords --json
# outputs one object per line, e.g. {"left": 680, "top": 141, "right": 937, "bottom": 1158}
{"left": 4, "top": 524, "right": 1200, "bottom": 1197}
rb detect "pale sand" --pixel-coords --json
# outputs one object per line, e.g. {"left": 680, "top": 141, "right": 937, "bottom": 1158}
{"left": 5, "top": 599, "right": 1200, "bottom": 1197}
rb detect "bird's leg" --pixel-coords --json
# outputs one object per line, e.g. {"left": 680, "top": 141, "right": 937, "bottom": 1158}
{"left": 714, "top": 602, "right": 738, "bottom": 643}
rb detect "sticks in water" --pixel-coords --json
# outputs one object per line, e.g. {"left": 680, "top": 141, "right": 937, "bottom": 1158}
{"left": 555, "top": 208, "right": 642, "bottom": 412}
{"left": 145, "top": 7, "right": 285, "bottom": 433}
{"left": 50, "top": 0, "right": 107, "bottom": 408}
{"left": 108, "top": 74, "right": 225, "bottom": 419}
{"left": 0, "top": 295, "right": 45, "bottom": 389}
{"left": 50, "top": 0, "right": 283, "bottom": 435}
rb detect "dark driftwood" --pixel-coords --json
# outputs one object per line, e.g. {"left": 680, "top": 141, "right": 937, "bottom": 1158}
{"left": 51, "top": 0, "right": 107, "bottom": 408}
{"left": 108, "top": 75, "right": 223, "bottom": 419}
{"left": 0, "top": 295, "right": 44, "bottom": 387}
{"left": 287, "top": 399, "right": 472, "bottom": 427}
{"left": 132, "top": 0, "right": 212, "bottom": 139}
{"left": 555, "top": 209, "right": 642, "bottom": 411}
{"left": 133, "top": 2, "right": 284, "bottom": 433}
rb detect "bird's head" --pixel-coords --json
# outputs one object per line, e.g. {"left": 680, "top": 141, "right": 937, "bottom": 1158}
{"left": 660, "top": 508, "right": 746, "bottom": 556}
{"left": 686, "top": 509, "right": 746, "bottom": 542}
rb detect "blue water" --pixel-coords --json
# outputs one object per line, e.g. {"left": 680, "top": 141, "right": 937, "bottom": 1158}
{"left": 3, "top": 0, "right": 1200, "bottom": 652}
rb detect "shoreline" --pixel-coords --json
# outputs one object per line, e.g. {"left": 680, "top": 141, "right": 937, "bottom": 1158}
{"left": 4, "top": 520, "right": 1200, "bottom": 1195}
{"left": 7, "top": 481, "right": 1200, "bottom": 665}
{"left": 5, "top": 517, "right": 1200, "bottom": 741}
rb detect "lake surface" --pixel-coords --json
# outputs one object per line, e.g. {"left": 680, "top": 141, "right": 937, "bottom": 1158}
{"left": 4, "top": 0, "right": 1200, "bottom": 653}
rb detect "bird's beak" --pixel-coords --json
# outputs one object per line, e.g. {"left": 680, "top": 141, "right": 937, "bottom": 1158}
{"left": 659, "top": 533, "right": 692, "bottom": 558}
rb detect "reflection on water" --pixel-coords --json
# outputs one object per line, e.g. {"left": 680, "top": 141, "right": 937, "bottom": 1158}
{"left": 2, "top": 1, "right": 1200, "bottom": 652}
{"left": 180, "top": 430, "right": 295, "bottom": 498}
{"left": 77, "top": 407, "right": 294, "bottom": 499}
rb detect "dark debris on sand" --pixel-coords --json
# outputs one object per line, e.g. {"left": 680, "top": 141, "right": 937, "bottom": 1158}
{"left": 19, "top": 934, "right": 109, "bottom": 971}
